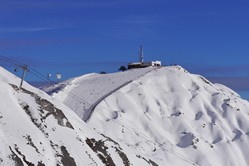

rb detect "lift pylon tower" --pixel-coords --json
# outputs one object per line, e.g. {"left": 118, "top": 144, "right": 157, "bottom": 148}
{"left": 19, "top": 64, "right": 28, "bottom": 88}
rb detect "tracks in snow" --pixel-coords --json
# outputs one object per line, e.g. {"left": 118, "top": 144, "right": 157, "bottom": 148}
{"left": 84, "top": 67, "right": 159, "bottom": 122}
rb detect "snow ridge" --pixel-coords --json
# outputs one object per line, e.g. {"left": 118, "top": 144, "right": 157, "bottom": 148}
{"left": 49, "top": 65, "right": 249, "bottom": 166}
{"left": 88, "top": 66, "right": 249, "bottom": 166}
{"left": 44, "top": 67, "right": 155, "bottom": 121}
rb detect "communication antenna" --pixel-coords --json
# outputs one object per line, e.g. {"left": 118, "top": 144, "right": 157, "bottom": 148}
{"left": 139, "top": 45, "right": 143, "bottom": 63}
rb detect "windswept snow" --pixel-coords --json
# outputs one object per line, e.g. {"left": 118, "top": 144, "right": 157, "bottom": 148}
{"left": 48, "top": 65, "right": 249, "bottom": 166}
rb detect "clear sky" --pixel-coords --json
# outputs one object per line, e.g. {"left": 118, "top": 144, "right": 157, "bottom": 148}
{"left": 0, "top": 0, "right": 249, "bottom": 99}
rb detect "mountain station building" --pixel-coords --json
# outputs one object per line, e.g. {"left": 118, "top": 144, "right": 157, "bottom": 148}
{"left": 128, "top": 45, "right": 162, "bottom": 69}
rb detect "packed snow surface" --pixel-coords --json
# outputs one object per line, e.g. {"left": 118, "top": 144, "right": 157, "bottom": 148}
{"left": 49, "top": 66, "right": 249, "bottom": 166}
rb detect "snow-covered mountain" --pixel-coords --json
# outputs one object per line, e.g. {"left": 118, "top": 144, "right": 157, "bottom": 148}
{"left": 0, "top": 66, "right": 169, "bottom": 166}
{"left": 43, "top": 67, "right": 154, "bottom": 121}
{"left": 46, "top": 66, "right": 249, "bottom": 166}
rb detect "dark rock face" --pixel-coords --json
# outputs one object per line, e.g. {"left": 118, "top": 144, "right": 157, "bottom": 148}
{"left": 6, "top": 84, "right": 144, "bottom": 166}
{"left": 86, "top": 138, "right": 116, "bottom": 166}
{"left": 9, "top": 145, "right": 35, "bottom": 166}
{"left": 11, "top": 84, "right": 74, "bottom": 130}
{"left": 136, "top": 155, "right": 158, "bottom": 166}
{"left": 9, "top": 146, "right": 24, "bottom": 166}
{"left": 86, "top": 134, "right": 133, "bottom": 166}
{"left": 9, "top": 84, "right": 77, "bottom": 165}
{"left": 60, "top": 146, "right": 77, "bottom": 166}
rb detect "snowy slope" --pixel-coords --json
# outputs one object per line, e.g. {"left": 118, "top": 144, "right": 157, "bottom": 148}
{"left": 43, "top": 67, "right": 154, "bottom": 121}
{"left": 89, "top": 66, "right": 249, "bottom": 166}
{"left": 0, "top": 66, "right": 169, "bottom": 166}
{"left": 49, "top": 66, "right": 249, "bottom": 166}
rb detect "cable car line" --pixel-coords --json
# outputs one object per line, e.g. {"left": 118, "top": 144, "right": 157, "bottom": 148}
{"left": 0, "top": 54, "right": 201, "bottom": 166}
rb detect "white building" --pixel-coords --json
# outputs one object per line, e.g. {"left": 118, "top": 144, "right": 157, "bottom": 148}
{"left": 128, "top": 45, "right": 162, "bottom": 69}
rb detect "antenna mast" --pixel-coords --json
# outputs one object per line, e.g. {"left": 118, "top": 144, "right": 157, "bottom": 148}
{"left": 139, "top": 45, "right": 143, "bottom": 63}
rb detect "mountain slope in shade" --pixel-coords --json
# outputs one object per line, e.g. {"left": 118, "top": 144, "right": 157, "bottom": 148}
{"left": 49, "top": 66, "right": 249, "bottom": 166}
{"left": 1, "top": 66, "right": 178, "bottom": 166}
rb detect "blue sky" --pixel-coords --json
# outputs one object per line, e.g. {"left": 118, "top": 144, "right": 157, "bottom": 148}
{"left": 0, "top": 0, "right": 249, "bottom": 99}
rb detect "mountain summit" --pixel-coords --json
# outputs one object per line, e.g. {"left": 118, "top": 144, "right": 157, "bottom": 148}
{"left": 47, "top": 66, "right": 249, "bottom": 166}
